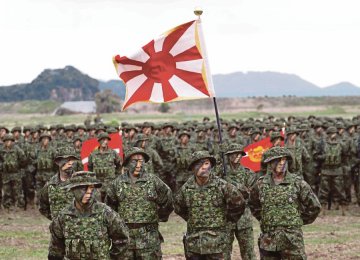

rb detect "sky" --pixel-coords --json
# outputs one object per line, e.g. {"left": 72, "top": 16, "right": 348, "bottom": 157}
{"left": 1, "top": 0, "right": 360, "bottom": 87}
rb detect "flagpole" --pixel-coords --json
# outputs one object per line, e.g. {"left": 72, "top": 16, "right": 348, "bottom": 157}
{"left": 194, "top": 8, "right": 227, "bottom": 176}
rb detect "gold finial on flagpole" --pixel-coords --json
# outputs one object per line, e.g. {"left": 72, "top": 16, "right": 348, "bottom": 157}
{"left": 194, "top": 7, "right": 203, "bottom": 19}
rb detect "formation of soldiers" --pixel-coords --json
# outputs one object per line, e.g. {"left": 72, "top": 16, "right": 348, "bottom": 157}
{"left": 1, "top": 113, "right": 360, "bottom": 259}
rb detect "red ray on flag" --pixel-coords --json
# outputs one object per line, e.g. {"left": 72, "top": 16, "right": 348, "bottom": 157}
{"left": 113, "top": 20, "right": 215, "bottom": 110}
{"left": 81, "top": 133, "right": 123, "bottom": 171}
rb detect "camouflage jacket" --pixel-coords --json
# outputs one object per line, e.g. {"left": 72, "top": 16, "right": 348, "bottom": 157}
{"left": 49, "top": 200, "right": 129, "bottom": 259}
{"left": 174, "top": 144, "right": 195, "bottom": 182}
{"left": 39, "top": 173, "right": 73, "bottom": 220}
{"left": 174, "top": 173, "right": 245, "bottom": 254}
{"left": 249, "top": 171, "right": 320, "bottom": 227}
{"left": 106, "top": 170, "right": 173, "bottom": 224}
{"left": 88, "top": 148, "right": 122, "bottom": 181}
{"left": 0, "top": 144, "right": 27, "bottom": 180}
{"left": 224, "top": 164, "right": 257, "bottom": 230}
{"left": 34, "top": 145, "right": 57, "bottom": 173}
{"left": 285, "top": 138, "right": 310, "bottom": 175}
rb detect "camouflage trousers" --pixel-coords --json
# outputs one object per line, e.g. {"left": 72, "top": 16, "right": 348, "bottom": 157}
{"left": 258, "top": 228, "right": 306, "bottom": 260}
{"left": 117, "top": 224, "right": 162, "bottom": 260}
{"left": 225, "top": 227, "right": 256, "bottom": 260}
{"left": 2, "top": 174, "right": 25, "bottom": 209}
{"left": 303, "top": 163, "right": 317, "bottom": 193}
{"left": 343, "top": 166, "right": 352, "bottom": 203}
{"left": 319, "top": 174, "right": 347, "bottom": 205}
{"left": 22, "top": 167, "right": 36, "bottom": 204}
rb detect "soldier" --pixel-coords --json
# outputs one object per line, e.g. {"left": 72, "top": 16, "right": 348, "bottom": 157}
{"left": 285, "top": 126, "right": 310, "bottom": 177}
{"left": 88, "top": 132, "right": 122, "bottom": 201}
{"left": 134, "top": 134, "right": 163, "bottom": 176}
{"left": 122, "top": 124, "right": 138, "bottom": 150}
{"left": 317, "top": 126, "right": 348, "bottom": 215}
{"left": 224, "top": 124, "right": 243, "bottom": 146}
{"left": 270, "top": 131, "right": 284, "bottom": 147}
{"left": 174, "top": 151, "right": 245, "bottom": 259}
{"left": 0, "top": 134, "right": 27, "bottom": 210}
{"left": 106, "top": 147, "right": 173, "bottom": 259}
{"left": 34, "top": 133, "right": 57, "bottom": 198}
{"left": 76, "top": 125, "right": 88, "bottom": 142}
{"left": 223, "top": 144, "right": 256, "bottom": 260}
{"left": 174, "top": 131, "right": 195, "bottom": 191}
{"left": 39, "top": 147, "right": 80, "bottom": 220}
{"left": 48, "top": 171, "right": 129, "bottom": 260}
{"left": 194, "top": 126, "right": 210, "bottom": 151}
{"left": 248, "top": 146, "right": 321, "bottom": 259}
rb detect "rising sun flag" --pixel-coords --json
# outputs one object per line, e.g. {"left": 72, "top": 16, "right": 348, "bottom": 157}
{"left": 113, "top": 19, "right": 215, "bottom": 110}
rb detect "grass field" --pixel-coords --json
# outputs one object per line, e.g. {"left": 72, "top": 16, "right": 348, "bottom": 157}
{"left": 1, "top": 204, "right": 360, "bottom": 260}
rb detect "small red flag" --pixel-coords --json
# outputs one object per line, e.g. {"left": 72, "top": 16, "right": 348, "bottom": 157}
{"left": 81, "top": 133, "right": 123, "bottom": 171}
{"left": 240, "top": 137, "right": 273, "bottom": 172}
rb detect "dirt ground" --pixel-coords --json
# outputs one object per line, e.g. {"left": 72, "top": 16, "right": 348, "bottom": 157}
{"left": 1, "top": 203, "right": 360, "bottom": 260}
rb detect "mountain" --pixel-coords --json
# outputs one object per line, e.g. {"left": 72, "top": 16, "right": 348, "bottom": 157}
{"left": 1, "top": 67, "right": 360, "bottom": 102}
{"left": 0, "top": 66, "right": 99, "bottom": 102}
{"left": 212, "top": 72, "right": 360, "bottom": 97}
{"left": 322, "top": 82, "right": 360, "bottom": 96}
{"left": 98, "top": 80, "right": 126, "bottom": 99}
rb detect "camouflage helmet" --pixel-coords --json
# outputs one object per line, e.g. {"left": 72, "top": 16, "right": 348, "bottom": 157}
{"left": 97, "top": 132, "right": 111, "bottom": 142}
{"left": 30, "top": 127, "right": 39, "bottom": 134}
{"left": 11, "top": 126, "right": 22, "bottom": 133}
{"left": 2, "top": 133, "right": 15, "bottom": 142}
{"left": 263, "top": 146, "right": 293, "bottom": 164}
{"left": 49, "top": 124, "right": 57, "bottom": 131}
{"left": 56, "top": 124, "right": 65, "bottom": 130}
{"left": 23, "top": 125, "right": 31, "bottom": 133}
{"left": 335, "top": 122, "right": 345, "bottom": 129}
{"left": 135, "top": 134, "right": 149, "bottom": 144}
{"left": 224, "top": 143, "right": 246, "bottom": 156}
{"left": 326, "top": 126, "right": 338, "bottom": 134}
{"left": 286, "top": 126, "right": 299, "bottom": 135}
{"left": 188, "top": 151, "right": 216, "bottom": 171}
{"left": 76, "top": 125, "right": 87, "bottom": 131}
{"left": 106, "top": 127, "right": 118, "bottom": 134}
{"left": 0, "top": 125, "right": 10, "bottom": 133}
{"left": 65, "top": 171, "right": 102, "bottom": 191}
{"left": 54, "top": 146, "right": 80, "bottom": 163}
{"left": 178, "top": 131, "right": 191, "bottom": 139}
{"left": 65, "top": 125, "right": 76, "bottom": 132}
{"left": 228, "top": 124, "right": 240, "bottom": 131}
{"left": 270, "top": 131, "right": 284, "bottom": 142}
{"left": 72, "top": 136, "right": 82, "bottom": 143}
{"left": 39, "top": 133, "right": 52, "bottom": 141}
{"left": 313, "top": 120, "right": 323, "bottom": 128}
{"left": 123, "top": 147, "right": 150, "bottom": 166}
{"left": 249, "top": 128, "right": 261, "bottom": 136}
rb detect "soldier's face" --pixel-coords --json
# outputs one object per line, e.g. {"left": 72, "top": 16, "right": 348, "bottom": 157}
{"left": 315, "top": 127, "right": 323, "bottom": 134}
{"left": 129, "top": 129, "right": 136, "bottom": 137}
{"left": 164, "top": 126, "right": 172, "bottom": 134}
{"left": 42, "top": 137, "right": 50, "bottom": 146}
{"left": 99, "top": 138, "right": 109, "bottom": 148}
{"left": 289, "top": 133, "right": 297, "bottom": 142}
{"left": 141, "top": 140, "right": 148, "bottom": 148}
{"left": 229, "top": 128, "right": 237, "bottom": 136}
{"left": 143, "top": 127, "right": 151, "bottom": 135}
{"left": 74, "top": 140, "right": 81, "bottom": 148}
{"left": 349, "top": 126, "right": 355, "bottom": 134}
{"left": 0, "top": 129, "right": 7, "bottom": 137}
{"left": 13, "top": 131, "right": 20, "bottom": 138}
{"left": 180, "top": 135, "right": 189, "bottom": 144}
{"left": 78, "top": 129, "right": 85, "bottom": 135}
{"left": 194, "top": 159, "right": 212, "bottom": 178}
{"left": 51, "top": 130, "right": 57, "bottom": 135}
{"left": 129, "top": 154, "right": 144, "bottom": 176}
{"left": 272, "top": 157, "right": 287, "bottom": 174}
{"left": 273, "top": 138, "right": 282, "bottom": 147}
{"left": 73, "top": 185, "right": 95, "bottom": 205}
{"left": 4, "top": 140, "right": 12, "bottom": 148}
{"left": 253, "top": 134, "right": 260, "bottom": 141}
{"left": 330, "top": 133, "right": 337, "bottom": 139}
{"left": 229, "top": 153, "right": 242, "bottom": 164}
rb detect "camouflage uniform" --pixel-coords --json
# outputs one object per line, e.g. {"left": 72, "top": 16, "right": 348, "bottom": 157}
{"left": 285, "top": 127, "right": 310, "bottom": 178}
{"left": 39, "top": 149, "right": 80, "bottom": 220}
{"left": 222, "top": 144, "right": 256, "bottom": 260}
{"left": 0, "top": 134, "right": 27, "bottom": 209}
{"left": 88, "top": 133, "right": 122, "bottom": 201}
{"left": 174, "top": 131, "right": 195, "bottom": 191}
{"left": 248, "top": 147, "right": 321, "bottom": 260}
{"left": 49, "top": 171, "right": 129, "bottom": 260}
{"left": 317, "top": 127, "right": 348, "bottom": 211}
{"left": 174, "top": 151, "right": 245, "bottom": 259}
{"left": 157, "top": 128, "right": 176, "bottom": 190}
{"left": 34, "top": 133, "right": 57, "bottom": 193}
{"left": 106, "top": 147, "right": 173, "bottom": 259}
